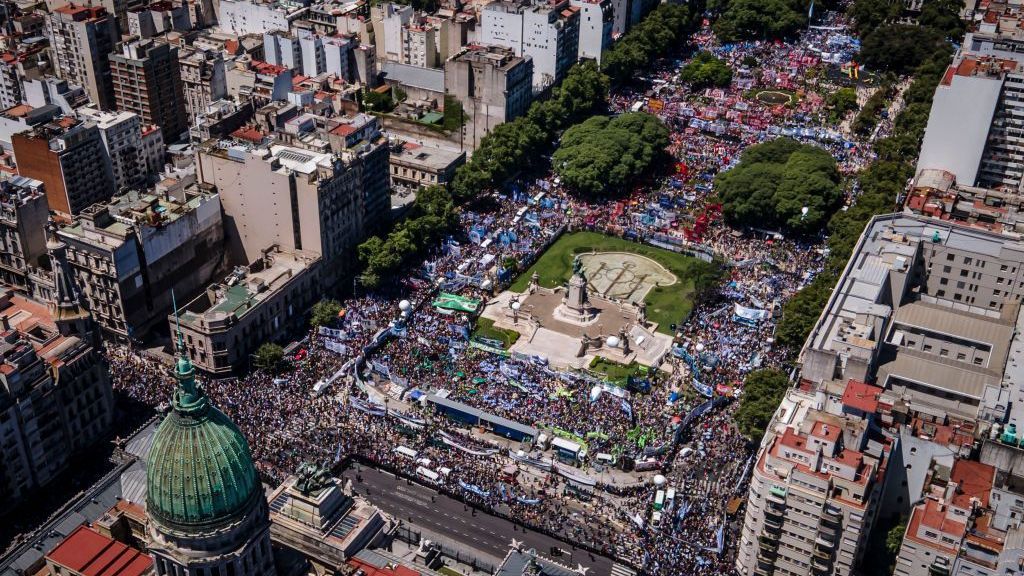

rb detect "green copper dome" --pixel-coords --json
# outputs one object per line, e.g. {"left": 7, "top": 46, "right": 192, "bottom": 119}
{"left": 146, "top": 341, "right": 261, "bottom": 531}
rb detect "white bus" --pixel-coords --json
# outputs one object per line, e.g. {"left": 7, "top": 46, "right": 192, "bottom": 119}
{"left": 654, "top": 489, "right": 666, "bottom": 511}
{"left": 394, "top": 446, "right": 418, "bottom": 460}
{"left": 416, "top": 466, "right": 440, "bottom": 484}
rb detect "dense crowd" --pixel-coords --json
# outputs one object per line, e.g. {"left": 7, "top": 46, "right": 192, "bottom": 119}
{"left": 107, "top": 11, "right": 901, "bottom": 576}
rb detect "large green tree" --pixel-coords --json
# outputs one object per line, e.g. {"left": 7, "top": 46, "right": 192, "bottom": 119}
{"left": 858, "top": 24, "right": 950, "bottom": 74}
{"left": 714, "top": 0, "right": 807, "bottom": 42}
{"left": 680, "top": 52, "right": 734, "bottom": 89}
{"left": 716, "top": 138, "right": 842, "bottom": 236}
{"left": 846, "top": 0, "right": 901, "bottom": 37}
{"left": 735, "top": 369, "right": 790, "bottom": 442}
{"left": 553, "top": 113, "right": 669, "bottom": 196}
{"left": 253, "top": 343, "right": 284, "bottom": 372}
{"left": 310, "top": 299, "right": 343, "bottom": 328}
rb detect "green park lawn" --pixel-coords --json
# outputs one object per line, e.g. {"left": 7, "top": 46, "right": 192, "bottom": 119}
{"left": 471, "top": 317, "right": 521, "bottom": 348}
{"left": 509, "top": 232, "right": 718, "bottom": 334}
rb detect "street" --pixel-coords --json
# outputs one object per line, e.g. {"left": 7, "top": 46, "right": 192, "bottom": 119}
{"left": 341, "top": 465, "right": 623, "bottom": 575}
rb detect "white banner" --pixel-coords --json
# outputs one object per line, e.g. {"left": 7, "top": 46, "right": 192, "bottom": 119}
{"left": 733, "top": 303, "right": 770, "bottom": 323}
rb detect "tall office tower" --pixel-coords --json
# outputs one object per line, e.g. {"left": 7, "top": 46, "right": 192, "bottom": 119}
{"left": 11, "top": 118, "right": 116, "bottom": 216}
{"left": 110, "top": 38, "right": 188, "bottom": 144}
{"left": 45, "top": 4, "right": 117, "bottom": 110}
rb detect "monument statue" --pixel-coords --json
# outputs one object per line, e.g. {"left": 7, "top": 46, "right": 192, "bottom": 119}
{"left": 294, "top": 461, "right": 332, "bottom": 496}
{"left": 572, "top": 255, "right": 586, "bottom": 281}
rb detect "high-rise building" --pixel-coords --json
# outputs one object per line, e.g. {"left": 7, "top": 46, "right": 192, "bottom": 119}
{"left": 110, "top": 39, "right": 188, "bottom": 144}
{"left": 570, "top": 0, "right": 613, "bottom": 63}
{"left": 195, "top": 127, "right": 390, "bottom": 286}
{"left": 736, "top": 383, "right": 892, "bottom": 576}
{"left": 146, "top": 334, "right": 276, "bottom": 576}
{"left": 401, "top": 23, "right": 437, "bottom": 68}
{"left": 479, "top": 0, "right": 580, "bottom": 91}
{"left": 11, "top": 117, "right": 116, "bottom": 216}
{"left": 444, "top": 45, "right": 533, "bottom": 148}
{"left": 45, "top": 4, "right": 117, "bottom": 110}
{"left": 57, "top": 187, "right": 224, "bottom": 341}
{"left": 0, "top": 285, "right": 113, "bottom": 513}
{"left": 0, "top": 177, "right": 49, "bottom": 295}
{"left": 77, "top": 107, "right": 150, "bottom": 191}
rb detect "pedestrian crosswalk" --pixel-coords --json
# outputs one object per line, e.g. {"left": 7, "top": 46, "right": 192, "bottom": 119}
{"left": 610, "top": 563, "right": 637, "bottom": 576}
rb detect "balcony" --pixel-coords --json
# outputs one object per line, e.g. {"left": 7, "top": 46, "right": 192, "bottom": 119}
{"left": 813, "top": 547, "right": 832, "bottom": 561}
{"left": 765, "top": 505, "right": 785, "bottom": 521}
{"left": 759, "top": 534, "right": 779, "bottom": 547}
{"left": 812, "top": 556, "right": 831, "bottom": 571}
{"left": 754, "top": 565, "right": 774, "bottom": 576}
{"left": 815, "top": 536, "right": 835, "bottom": 549}
{"left": 763, "top": 518, "right": 783, "bottom": 534}
{"left": 757, "top": 548, "right": 777, "bottom": 563}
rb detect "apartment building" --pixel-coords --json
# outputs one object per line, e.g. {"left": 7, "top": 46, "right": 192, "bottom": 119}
{"left": 479, "top": 0, "right": 580, "bottom": 91}
{"left": 77, "top": 107, "right": 150, "bottom": 191}
{"left": 126, "top": 1, "right": 191, "bottom": 38}
{"left": 11, "top": 117, "right": 116, "bottom": 216}
{"left": 173, "top": 246, "right": 321, "bottom": 374}
{"left": 0, "top": 49, "right": 47, "bottom": 109}
{"left": 372, "top": 2, "right": 414, "bottom": 63}
{"left": 179, "top": 48, "right": 228, "bottom": 121}
{"left": 109, "top": 38, "right": 188, "bottom": 144}
{"left": 217, "top": 0, "right": 309, "bottom": 36}
{"left": 0, "top": 177, "right": 48, "bottom": 295}
{"left": 401, "top": 24, "right": 438, "bottom": 68}
{"left": 894, "top": 459, "right": 997, "bottom": 576}
{"left": 570, "top": 0, "right": 612, "bottom": 63}
{"left": 444, "top": 45, "right": 533, "bottom": 147}
{"left": 45, "top": 4, "right": 117, "bottom": 111}
{"left": 57, "top": 187, "right": 224, "bottom": 341}
{"left": 736, "top": 384, "right": 891, "bottom": 576}
{"left": 0, "top": 289, "right": 112, "bottom": 512}
{"left": 389, "top": 141, "right": 465, "bottom": 191}
{"left": 196, "top": 128, "right": 389, "bottom": 286}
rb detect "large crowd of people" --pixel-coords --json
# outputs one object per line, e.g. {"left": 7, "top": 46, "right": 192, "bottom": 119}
{"left": 107, "top": 11, "right": 901, "bottom": 575}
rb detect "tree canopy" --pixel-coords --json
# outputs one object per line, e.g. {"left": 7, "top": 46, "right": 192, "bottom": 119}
{"left": 452, "top": 61, "right": 609, "bottom": 201}
{"left": 253, "top": 343, "right": 284, "bottom": 372}
{"left": 553, "top": 113, "right": 669, "bottom": 197}
{"left": 601, "top": 3, "right": 701, "bottom": 84}
{"left": 735, "top": 369, "right": 790, "bottom": 442}
{"left": 679, "top": 52, "right": 734, "bottom": 89}
{"left": 713, "top": 0, "right": 808, "bottom": 43}
{"left": 715, "top": 138, "right": 842, "bottom": 236}
{"left": 358, "top": 185, "right": 458, "bottom": 288}
{"left": 310, "top": 299, "right": 343, "bottom": 328}
{"left": 858, "top": 24, "right": 950, "bottom": 75}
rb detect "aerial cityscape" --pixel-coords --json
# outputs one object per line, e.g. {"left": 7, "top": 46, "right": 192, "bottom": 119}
{"left": 0, "top": 0, "right": 1017, "bottom": 575}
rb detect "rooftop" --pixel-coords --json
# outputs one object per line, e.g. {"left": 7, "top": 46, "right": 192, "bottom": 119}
{"left": 45, "top": 525, "right": 152, "bottom": 576}
{"left": 179, "top": 248, "right": 319, "bottom": 327}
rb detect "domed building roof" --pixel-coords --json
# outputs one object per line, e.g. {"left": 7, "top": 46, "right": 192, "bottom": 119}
{"left": 146, "top": 343, "right": 261, "bottom": 531}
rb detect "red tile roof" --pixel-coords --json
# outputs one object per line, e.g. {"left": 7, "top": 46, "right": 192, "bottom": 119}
{"left": 46, "top": 525, "right": 153, "bottom": 576}
{"left": 330, "top": 123, "right": 357, "bottom": 136}
{"left": 842, "top": 380, "right": 883, "bottom": 414}
{"left": 950, "top": 459, "right": 995, "bottom": 509}
{"left": 231, "top": 126, "right": 265, "bottom": 143}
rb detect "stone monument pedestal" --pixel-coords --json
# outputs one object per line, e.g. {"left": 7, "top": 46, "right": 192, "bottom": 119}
{"left": 553, "top": 268, "right": 598, "bottom": 325}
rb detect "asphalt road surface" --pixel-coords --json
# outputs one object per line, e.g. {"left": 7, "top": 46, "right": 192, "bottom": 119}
{"left": 341, "top": 465, "right": 623, "bottom": 576}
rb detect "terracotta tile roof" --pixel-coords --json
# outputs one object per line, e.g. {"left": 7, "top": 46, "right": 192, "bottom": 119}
{"left": 46, "top": 525, "right": 153, "bottom": 576}
{"left": 842, "top": 380, "right": 882, "bottom": 413}
{"left": 950, "top": 459, "right": 995, "bottom": 508}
